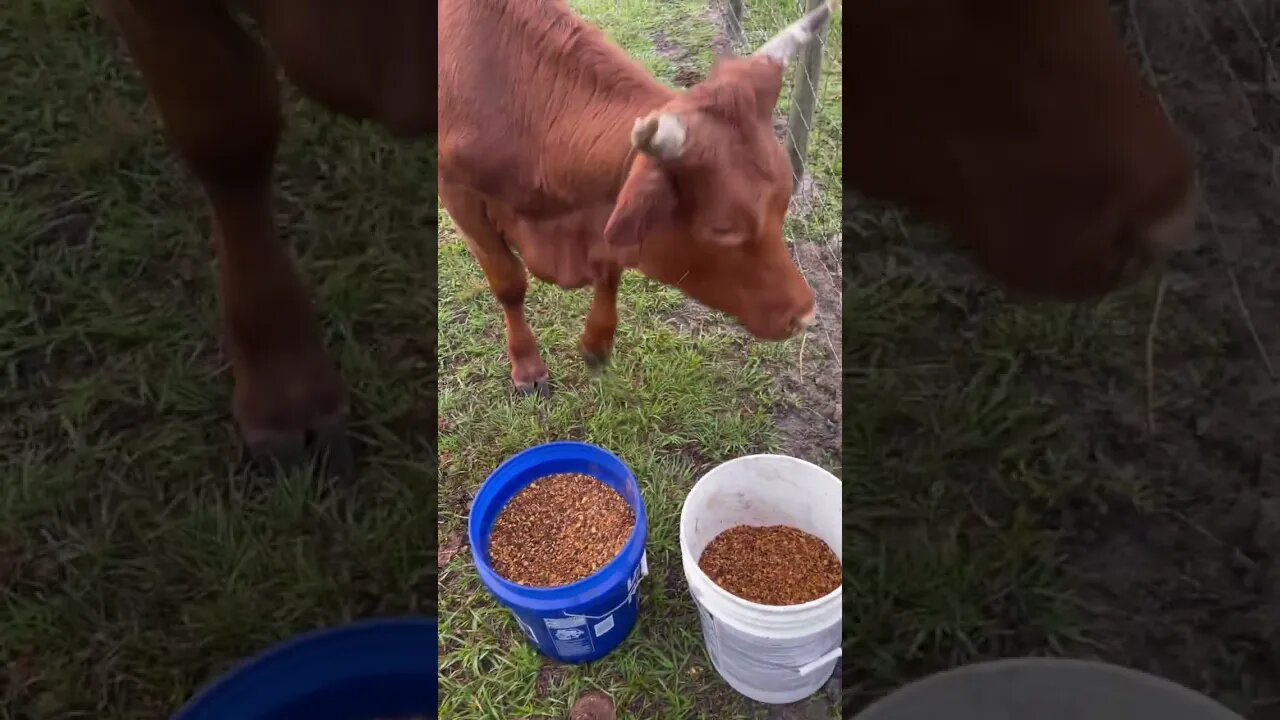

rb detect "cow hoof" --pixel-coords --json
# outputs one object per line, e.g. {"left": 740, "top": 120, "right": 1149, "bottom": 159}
{"left": 241, "top": 417, "right": 354, "bottom": 480}
{"left": 310, "top": 417, "right": 354, "bottom": 480}
{"left": 515, "top": 377, "right": 552, "bottom": 398}
{"left": 581, "top": 349, "right": 610, "bottom": 372}
{"left": 243, "top": 427, "right": 308, "bottom": 474}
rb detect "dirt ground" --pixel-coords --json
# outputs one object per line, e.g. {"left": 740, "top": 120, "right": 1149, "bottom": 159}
{"left": 773, "top": 240, "right": 843, "bottom": 474}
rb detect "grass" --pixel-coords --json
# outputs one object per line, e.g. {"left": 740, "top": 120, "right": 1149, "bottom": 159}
{"left": 437, "top": 0, "right": 843, "bottom": 718}
{"left": 1, "top": 2, "right": 436, "bottom": 718}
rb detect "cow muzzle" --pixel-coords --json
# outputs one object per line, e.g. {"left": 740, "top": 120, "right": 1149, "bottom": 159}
{"left": 1141, "top": 175, "right": 1199, "bottom": 258}
{"left": 795, "top": 304, "right": 818, "bottom": 332}
{"left": 778, "top": 299, "right": 818, "bottom": 339}
{"left": 1120, "top": 174, "right": 1199, "bottom": 286}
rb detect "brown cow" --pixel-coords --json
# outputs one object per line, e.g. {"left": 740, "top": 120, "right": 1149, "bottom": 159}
{"left": 439, "top": 0, "right": 828, "bottom": 396}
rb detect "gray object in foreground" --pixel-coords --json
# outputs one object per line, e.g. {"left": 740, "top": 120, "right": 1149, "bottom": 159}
{"left": 855, "top": 658, "right": 1243, "bottom": 720}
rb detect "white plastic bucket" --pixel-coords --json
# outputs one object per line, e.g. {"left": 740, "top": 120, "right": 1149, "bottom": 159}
{"left": 679, "top": 454, "right": 843, "bottom": 705}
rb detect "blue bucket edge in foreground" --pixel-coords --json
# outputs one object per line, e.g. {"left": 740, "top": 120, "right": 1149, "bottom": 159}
{"left": 468, "top": 440, "right": 649, "bottom": 664}
{"left": 172, "top": 616, "right": 437, "bottom": 720}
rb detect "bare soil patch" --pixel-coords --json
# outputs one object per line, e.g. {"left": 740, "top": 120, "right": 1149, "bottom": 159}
{"left": 776, "top": 239, "right": 843, "bottom": 470}
{"left": 1062, "top": 0, "right": 1280, "bottom": 708}
{"left": 652, "top": 30, "right": 704, "bottom": 88}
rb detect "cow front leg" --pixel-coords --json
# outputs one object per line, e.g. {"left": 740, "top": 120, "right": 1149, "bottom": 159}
{"left": 102, "top": 0, "right": 350, "bottom": 474}
{"left": 499, "top": 278, "right": 552, "bottom": 396}
{"left": 439, "top": 183, "right": 551, "bottom": 396}
{"left": 483, "top": 258, "right": 550, "bottom": 396}
{"left": 580, "top": 269, "right": 622, "bottom": 370}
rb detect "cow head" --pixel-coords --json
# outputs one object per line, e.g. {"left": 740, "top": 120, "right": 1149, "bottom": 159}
{"left": 844, "top": 0, "right": 1198, "bottom": 300}
{"left": 602, "top": 3, "right": 837, "bottom": 341}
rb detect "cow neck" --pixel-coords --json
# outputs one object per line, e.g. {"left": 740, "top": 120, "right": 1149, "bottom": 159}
{"left": 506, "top": 0, "right": 675, "bottom": 204}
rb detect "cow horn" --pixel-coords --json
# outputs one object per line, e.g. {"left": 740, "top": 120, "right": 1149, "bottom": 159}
{"left": 754, "top": 0, "right": 836, "bottom": 66}
{"left": 631, "top": 113, "right": 685, "bottom": 160}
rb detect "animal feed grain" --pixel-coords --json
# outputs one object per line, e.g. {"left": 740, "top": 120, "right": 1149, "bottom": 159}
{"left": 488, "top": 473, "right": 634, "bottom": 587}
{"left": 698, "top": 525, "right": 840, "bottom": 605}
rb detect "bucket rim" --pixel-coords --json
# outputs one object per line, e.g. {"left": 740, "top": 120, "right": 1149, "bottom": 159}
{"left": 854, "top": 657, "right": 1244, "bottom": 719}
{"left": 680, "top": 453, "right": 842, "bottom": 614}
{"left": 468, "top": 440, "right": 649, "bottom": 610}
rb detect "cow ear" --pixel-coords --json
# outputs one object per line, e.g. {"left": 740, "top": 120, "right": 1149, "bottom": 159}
{"left": 602, "top": 160, "right": 677, "bottom": 266}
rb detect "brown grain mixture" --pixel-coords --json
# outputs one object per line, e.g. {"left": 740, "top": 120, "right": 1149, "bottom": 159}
{"left": 488, "top": 473, "right": 635, "bottom": 588}
{"left": 698, "top": 525, "right": 840, "bottom": 605}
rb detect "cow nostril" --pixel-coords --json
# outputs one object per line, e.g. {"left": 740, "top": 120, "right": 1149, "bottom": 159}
{"left": 1119, "top": 250, "right": 1149, "bottom": 285}
{"left": 1141, "top": 177, "right": 1199, "bottom": 258}
{"left": 797, "top": 305, "right": 817, "bottom": 329}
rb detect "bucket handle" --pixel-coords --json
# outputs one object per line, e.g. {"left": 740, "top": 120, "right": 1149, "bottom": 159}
{"left": 796, "top": 646, "right": 842, "bottom": 677}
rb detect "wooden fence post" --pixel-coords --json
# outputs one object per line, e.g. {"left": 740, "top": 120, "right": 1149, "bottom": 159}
{"left": 727, "top": 0, "right": 746, "bottom": 47}
{"left": 784, "top": 0, "right": 826, "bottom": 191}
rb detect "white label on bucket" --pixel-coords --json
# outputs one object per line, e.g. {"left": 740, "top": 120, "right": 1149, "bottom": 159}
{"left": 697, "top": 605, "right": 721, "bottom": 658}
{"left": 625, "top": 552, "right": 647, "bottom": 602}
{"left": 545, "top": 616, "right": 594, "bottom": 657}
{"left": 593, "top": 614, "right": 615, "bottom": 636}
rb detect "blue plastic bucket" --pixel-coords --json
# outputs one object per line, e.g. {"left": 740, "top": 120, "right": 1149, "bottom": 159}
{"left": 468, "top": 441, "right": 649, "bottom": 664}
{"left": 172, "top": 616, "right": 437, "bottom": 720}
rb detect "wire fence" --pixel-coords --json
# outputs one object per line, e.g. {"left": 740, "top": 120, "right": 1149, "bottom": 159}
{"left": 722, "top": 0, "right": 842, "bottom": 206}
